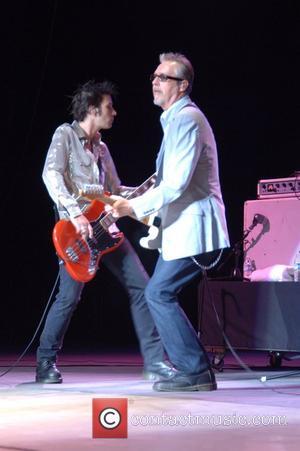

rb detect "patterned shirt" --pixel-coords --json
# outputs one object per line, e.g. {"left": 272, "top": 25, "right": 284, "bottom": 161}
{"left": 42, "top": 121, "right": 121, "bottom": 219}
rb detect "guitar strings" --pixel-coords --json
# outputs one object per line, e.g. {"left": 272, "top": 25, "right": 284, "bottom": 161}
{"left": 94, "top": 173, "right": 156, "bottom": 237}
{"left": 69, "top": 174, "right": 157, "bottom": 260}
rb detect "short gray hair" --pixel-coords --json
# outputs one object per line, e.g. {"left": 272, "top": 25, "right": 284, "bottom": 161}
{"left": 159, "top": 52, "right": 194, "bottom": 94}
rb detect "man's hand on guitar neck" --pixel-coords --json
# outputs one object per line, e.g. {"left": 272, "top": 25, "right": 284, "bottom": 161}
{"left": 71, "top": 214, "right": 93, "bottom": 239}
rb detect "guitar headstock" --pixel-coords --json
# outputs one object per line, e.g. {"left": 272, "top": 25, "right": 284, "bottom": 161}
{"left": 79, "top": 184, "right": 104, "bottom": 199}
{"left": 79, "top": 186, "right": 115, "bottom": 206}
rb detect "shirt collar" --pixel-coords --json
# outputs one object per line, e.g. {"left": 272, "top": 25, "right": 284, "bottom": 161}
{"left": 160, "top": 95, "right": 192, "bottom": 129}
{"left": 71, "top": 120, "right": 102, "bottom": 144}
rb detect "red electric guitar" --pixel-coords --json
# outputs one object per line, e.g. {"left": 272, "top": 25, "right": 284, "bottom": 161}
{"left": 52, "top": 174, "right": 156, "bottom": 283}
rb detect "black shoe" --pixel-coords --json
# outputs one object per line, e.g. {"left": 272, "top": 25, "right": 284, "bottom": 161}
{"left": 143, "top": 361, "right": 177, "bottom": 381}
{"left": 153, "top": 368, "right": 217, "bottom": 392}
{"left": 36, "top": 360, "right": 63, "bottom": 384}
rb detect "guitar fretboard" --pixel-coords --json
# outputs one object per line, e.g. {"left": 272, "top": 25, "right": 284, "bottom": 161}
{"left": 99, "top": 173, "right": 157, "bottom": 229}
{"left": 126, "top": 174, "right": 157, "bottom": 200}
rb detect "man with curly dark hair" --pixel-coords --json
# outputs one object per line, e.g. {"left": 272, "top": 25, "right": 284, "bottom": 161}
{"left": 36, "top": 80, "right": 175, "bottom": 384}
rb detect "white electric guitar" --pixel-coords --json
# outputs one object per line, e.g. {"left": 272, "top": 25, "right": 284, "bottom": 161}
{"left": 139, "top": 214, "right": 162, "bottom": 250}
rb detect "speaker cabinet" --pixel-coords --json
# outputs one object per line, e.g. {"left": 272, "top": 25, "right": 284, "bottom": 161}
{"left": 198, "top": 280, "right": 300, "bottom": 353}
{"left": 243, "top": 197, "right": 300, "bottom": 270}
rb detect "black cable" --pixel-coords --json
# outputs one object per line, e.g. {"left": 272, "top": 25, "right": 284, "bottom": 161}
{"left": 201, "top": 271, "right": 255, "bottom": 375}
{"left": 201, "top": 272, "right": 300, "bottom": 395}
{"left": 0, "top": 271, "right": 60, "bottom": 378}
{"left": 260, "top": 369, "right": 300, "bottom": 383}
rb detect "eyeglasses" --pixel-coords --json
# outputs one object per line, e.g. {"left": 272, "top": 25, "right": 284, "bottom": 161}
{"left": 150, "top": 73, "right": 184, "bottom": 82}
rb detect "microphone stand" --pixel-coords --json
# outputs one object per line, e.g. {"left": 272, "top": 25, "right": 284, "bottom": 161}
{"left": 218, "top": 226, "right": 254, "bottom": 279}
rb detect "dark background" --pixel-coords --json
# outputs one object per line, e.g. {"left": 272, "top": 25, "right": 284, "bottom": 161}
{"left": 1, "top": 1, "right": 299, "bottom": 356}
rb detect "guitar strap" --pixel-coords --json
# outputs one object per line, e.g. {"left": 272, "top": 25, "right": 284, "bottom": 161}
{"left": 154, "top": 141, "right": 165, "bottom": 187}
{"left": 147, "top": 142, "right": 164, "bottom": 229}
{"left": 53, "top": 203, "right": 60, "bottom": 223}
{"left": 155, "top": 156, "right": 164, "bottom": 187}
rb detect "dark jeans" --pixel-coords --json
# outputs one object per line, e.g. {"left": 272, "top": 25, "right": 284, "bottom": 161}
{"left": 144, "top": 254, "right": 211, "bottom": 375}
{"left": 37, "top": 238, "right": 164, "bottom": 366}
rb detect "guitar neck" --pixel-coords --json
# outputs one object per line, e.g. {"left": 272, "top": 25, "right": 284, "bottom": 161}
{"left": 80, "top": 173, "right": 157, "bottom": 230}
{"left": 126, "top": 173, "right": 157, "bottom": 200}
{"left": 80, "top": 173, "right": 156, "bottom": 204}
{"left": 99, "top": 211, "right": 116, "bottom": 229}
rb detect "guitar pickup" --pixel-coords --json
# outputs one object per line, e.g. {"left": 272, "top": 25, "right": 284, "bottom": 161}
{"left": 66, "top": 247, "right": 79, "bottom": 262}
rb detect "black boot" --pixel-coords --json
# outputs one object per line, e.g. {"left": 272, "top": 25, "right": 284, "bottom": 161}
{"left": 143, "top": 360, "right": 177, "bottom": 381}
{"left": 153, "top": 368, "right": 217, "bottom": 392}
{"left": 36, "top": 360, "right": 62, "bottom": 384}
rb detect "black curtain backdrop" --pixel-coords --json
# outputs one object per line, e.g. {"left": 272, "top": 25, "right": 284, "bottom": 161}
{"left": 2, "top": 0, "right": 299, "bottom": 353}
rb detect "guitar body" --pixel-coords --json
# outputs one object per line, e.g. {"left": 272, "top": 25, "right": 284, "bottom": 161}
{"left": 53, "top": 200, "right": 124, "bottom": 283}
{"left": 139, "top": 215, "right": 162, "bottom": 250}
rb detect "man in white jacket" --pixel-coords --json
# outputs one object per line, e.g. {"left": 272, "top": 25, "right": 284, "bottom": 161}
{"left": 112, "top": 52, "right": 230, "bottom": 391}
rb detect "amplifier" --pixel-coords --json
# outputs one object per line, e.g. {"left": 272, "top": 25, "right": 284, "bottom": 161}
{"left": 257, "top": 176, "right": 300, "bottom": 199}
{"left": 243, "top": 197, "right": 300, "bottom": 270}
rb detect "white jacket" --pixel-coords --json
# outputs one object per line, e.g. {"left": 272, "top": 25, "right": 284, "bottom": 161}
{"left": 130, "top": 96, "right": 230, "bottom": 260}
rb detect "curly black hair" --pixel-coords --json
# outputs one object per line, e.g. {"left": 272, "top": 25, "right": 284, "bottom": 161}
{"left": 70, "top": 80, "right": 117, "bottom": 121}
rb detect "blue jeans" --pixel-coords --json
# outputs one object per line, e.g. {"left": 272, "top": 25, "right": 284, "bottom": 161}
{"left": 144, "top": 254, "right": 211, "bottom": 375}
{"left": 37, "top": 238, "right": 164, "bottom": 366}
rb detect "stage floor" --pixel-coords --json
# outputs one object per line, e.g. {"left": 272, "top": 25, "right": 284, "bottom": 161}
{"left": 1, "top": 351, "right": 300, "bottom": 450}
